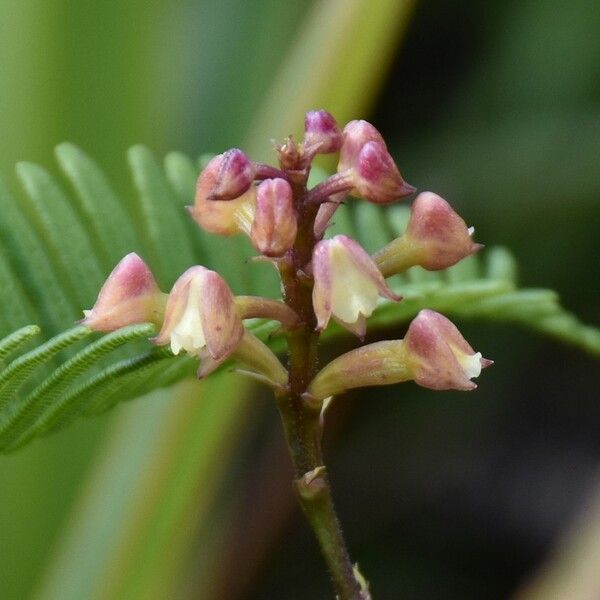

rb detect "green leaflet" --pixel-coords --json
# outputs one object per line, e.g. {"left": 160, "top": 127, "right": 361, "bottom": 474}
{"left": 0, "top": 177, "right": 77, "bottom": 332}
{"left": 0, "top": 327, "right": 92, "bottom": 411}
{"left": 1, "top": 324, "right": 155, "bottom": 452}
{"left": 127, "top": 146, "right": 197, "bottom": 287}
{"left": 0, "top": 147, "right": 598, "bottom": 454}
{"left": 0, "top": 325, "right": 40, "bottom": 361}
{"left": 16, "top": 162, "right": 105, "bottom": 309}
{"left": 55, "top": 143, "right": 140, "bottom": 271}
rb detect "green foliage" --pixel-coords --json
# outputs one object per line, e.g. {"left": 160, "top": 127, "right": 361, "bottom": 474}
{"left": 0, "top": 147, "right": 597, "bottom": 455}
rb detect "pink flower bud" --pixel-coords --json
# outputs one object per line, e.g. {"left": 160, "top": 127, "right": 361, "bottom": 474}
{"left": 189, "top": 153, "right": 256, "bottom": 237}
{"left": 154, "top": 266, "right": 244, "bottom": 362}
{"left": 337, "top": 120, "right": 386, "bottom": 172}
{"left": 404, "top": 309, "right": 492, "bottom": 391}
{"left": 250, "top": 178, "right": 298, "bottom": 257}
{"left": 351, "top": 141, "right": 416, "bottom": 204}
{"left": 304, "top": 110, "right": 343, "bottom": 154}
{"left": 312, "top": 235, "right": 401, "bottom": 338}
{"left": 81, "top": 253, "right": 165, "bottom": 332}
{"left": 208, "top": 148, "right": 256, "bottom": 201}
{"left": 404, "top": 192, "right": 483, "bottom": 270}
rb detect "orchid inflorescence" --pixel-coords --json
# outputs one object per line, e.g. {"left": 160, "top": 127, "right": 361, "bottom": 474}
{"left": 83, "top": 110, "right": 490, "bottom": 396}
{"left": 82, "top": 110, "right": 491, "bottom": 599}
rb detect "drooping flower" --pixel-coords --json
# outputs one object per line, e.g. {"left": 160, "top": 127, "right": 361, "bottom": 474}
{"left": 250, "top": 178, "right": 297, "bottom": 257}
{"left": 306, "top": 309, "right": 491, "bottom": 399}
{"left": 81, "top": 253, "right": 165, "bottom": 332}
{"left": 154, "top": 266, "right": 244, "bottom": 364}
{"left": 334, "top": 120, "right": 415, "bottom": 204}
{"left": 312, "top": 235, "right": 401, "bottom": 338}
{"left": 374, "top": 192, "right": 482, "bottom": 276}
{"left": 403, "top": 309, "right": 492, "bottom": 391}
{"left": 189, "top": 153, "right": 256, "bottom": 236}
{"left": 405, "top": 192, "right": 482, "bottom": 268}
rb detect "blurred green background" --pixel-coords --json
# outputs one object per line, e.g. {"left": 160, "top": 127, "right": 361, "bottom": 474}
{"left": 0, "top": 0, "right": 599, "bottom": 598}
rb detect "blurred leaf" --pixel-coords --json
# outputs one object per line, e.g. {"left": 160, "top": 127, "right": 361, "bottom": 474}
{"left": 245, "top": 0, "right": 417, "bottom": 160}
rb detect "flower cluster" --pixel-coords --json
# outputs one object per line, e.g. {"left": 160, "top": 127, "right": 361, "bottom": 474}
{"left": 82, "top": 109, "right": 491, "bottom": 396}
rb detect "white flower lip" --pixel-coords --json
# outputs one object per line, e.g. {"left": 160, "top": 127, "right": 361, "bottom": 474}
{"left": 312, "top": 235, "right": 401, "bottom": 337}
{"left": 154, "top": 265, "right": 244, "bottom": 362}
{"left": 169, "top": 276, "right": 206, "bottom": 356}
{"left": 329, "top": 240, "right": 380, "bottom": 323}
{"left": 452, "top": 349, "right": 483, "bottom": 380}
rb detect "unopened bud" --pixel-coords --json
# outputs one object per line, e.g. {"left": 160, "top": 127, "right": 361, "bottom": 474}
{"left": 312, "top": 235, "right": 401, "bottom": 338}
{"left": 374, "top": 192, "right": 483, "bottom": 276}
{"left": 209, "top": 148, "right": 256, "bottom": 201}
{"left": 352, "top": 141, "right": 415, "bottom": 204}
{"left": 404, "top": 309, "right": 492, "bottom": 391}
{"left": 189, "top": 153, "right": 256, "bottom": 236}
{"left": 250, "top": 178, "right": 297, "bottom": 257}
{"left": 154, "top": 266, "right": 243, "bottom": 362}
{"left": 404, "top": 192, "right": 482, "bottom": 269}
{"left": 337, "top": 120, "right": 386, "bottom": 173}
{"left": 81, "top": 253, "right": 165, "bottom": 332}
{"left": 304, "top": 110, "right": 343, "bottom": 154}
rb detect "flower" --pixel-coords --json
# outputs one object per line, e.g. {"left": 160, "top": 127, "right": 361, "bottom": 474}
{"left": 250, "top": 178, "right": 297, "bottom": 256}
{"left": 189, "top": 153, "right": 256, "bottom": 236}
{"left": 403, "top": 309, "right": 492, "bottom": 390}
{"left": 404, "top": 192, "right": 482, "bottom": 269}
{"left": 336, "top": 120, "right": 415, "bottom": 204}
{"left": 374, "top": 192, "right": 483, "bottom": 276}
{"left": 81, "top": 253, "right": 165, "bottom": 332}
{"left": 312, "top": 235, "right": 401, "bottom": 337}
{"left": 154, "top": 266, "right": 244, "bottom": 363}
{"left": 306, "top": 309, "right": 492, "bottom": 399}
{"left": 304, "top": 109, "right": 343, "bottom": 154}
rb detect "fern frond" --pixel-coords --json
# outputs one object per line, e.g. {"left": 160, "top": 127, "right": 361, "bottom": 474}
{"left": 0, "top": 147, "right": 597, "bottom": 453}
{"left": 55, "top": 143, "right": 140, "bottom": 270}
{"left": 0, "top": 327, "right": 92, "bottom": 410}
{"left": 128, "top": 146, "right": 196, "bottom": 286}
{"left": 2, "top": 325, "right": 158, "bottom": 452}
{"left": 16, "top": 162, "right": 105, "bottom": 307}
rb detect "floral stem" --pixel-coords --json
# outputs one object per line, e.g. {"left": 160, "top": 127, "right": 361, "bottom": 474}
{"left": 275, "top": 163, "right": 366, "bottom": 599}
{"left": 276, "top": 384, "right": 364, "bottom": 599}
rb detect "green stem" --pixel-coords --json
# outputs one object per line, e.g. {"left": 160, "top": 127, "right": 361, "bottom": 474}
{"left": 276, "top": 387, "right": 364, "bottom": 599}
{"left": 275, "top": 153, "right": 366, "bottom": 599}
